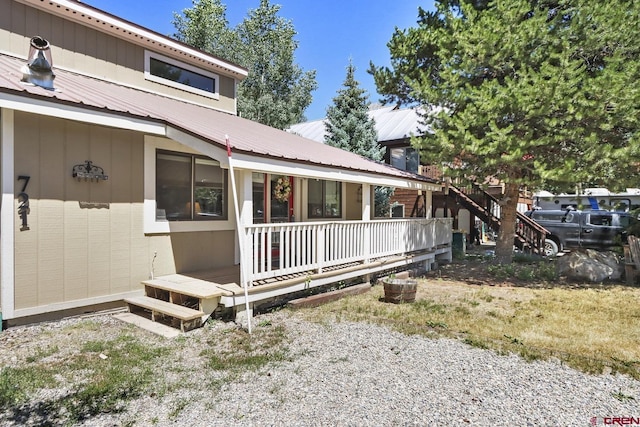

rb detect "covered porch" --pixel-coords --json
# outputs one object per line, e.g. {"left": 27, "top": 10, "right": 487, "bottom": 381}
{"left": 124, "top": 216, "right": 452, "bottom": 332}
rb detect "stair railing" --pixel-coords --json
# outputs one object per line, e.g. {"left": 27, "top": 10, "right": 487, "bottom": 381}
{"left": 448, "top": 184, "right": 548, "bottom": 254}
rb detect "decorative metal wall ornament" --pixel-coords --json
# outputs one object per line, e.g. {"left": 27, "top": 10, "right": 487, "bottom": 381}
{"left": 72, "top": 160, "right": 108, "bottom": 181}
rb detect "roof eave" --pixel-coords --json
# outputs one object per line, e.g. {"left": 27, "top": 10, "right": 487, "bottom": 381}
{"left": 14, "top": 0, "right": 249, "bottom": 80}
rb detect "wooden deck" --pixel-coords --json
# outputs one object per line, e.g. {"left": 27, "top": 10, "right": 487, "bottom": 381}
{"left": 122, "top": 258, "right": 397, "bottom": 335}
{"left": 119, "top": 217, "right": 454, "bottom": 334}
{"left": 154, "top": 248, "right": 450, "bottom": 310}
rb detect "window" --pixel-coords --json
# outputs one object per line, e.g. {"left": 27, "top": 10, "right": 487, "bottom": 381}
{"left": 253, "top": 173, "right": 266, "bottom": 224}
{"left": 374, "top": 186, "right": 394, "bottom": 218}
{"left": 589, "top": 214, "right": 612, "bottom": 226}
{"left": 145, "top": 51, "right": 219, "bottom": 99}
{"left": 391, "top": 204, "right": 405, "bottom": 218}
{"left": 390, "top": 147, "right": 419, "bottom": 173}
{"left": 156, "top": 151, "right": 227, "bottom": 221}
{"left": 308, "top": 180, "right": 341, "bottom": 218}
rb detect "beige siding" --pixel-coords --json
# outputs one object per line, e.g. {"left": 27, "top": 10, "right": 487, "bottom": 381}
{"left": 345, "top": 183, "right": 362, "bottom": 221}
{"left": 13, "top": 112, "right": 149, "bottom": 310}
{"left": 171, "top": 231, "right": 236, "bottom": 273}
{"left": 12, "top": 112, "right": 237, "bottom": 312}
{"left": 1, "top": 1, "right": 237, "bottom": 113}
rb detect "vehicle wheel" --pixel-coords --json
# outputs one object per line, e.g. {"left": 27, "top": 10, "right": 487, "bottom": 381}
{"left": 544, "top": 239, "right": 559, "bottom": 256}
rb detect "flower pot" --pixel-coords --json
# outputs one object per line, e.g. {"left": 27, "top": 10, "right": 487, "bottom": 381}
{"left": 383, "top": 278, "right": 418, "bottom": 304}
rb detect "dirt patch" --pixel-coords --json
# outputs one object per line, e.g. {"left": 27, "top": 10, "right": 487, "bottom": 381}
{"left": 424, "top": 256, "right": 631, "bottom": 290}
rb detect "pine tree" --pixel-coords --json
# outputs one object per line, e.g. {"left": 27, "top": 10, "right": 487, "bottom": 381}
{"left": 371, "top": 0, "right": 640, "bottom": 263}
{"left": 324, "top": 61, "right": 382, "bottom": 161}
{"left": 326, "top": 61, "right": 390, "bottom": 216}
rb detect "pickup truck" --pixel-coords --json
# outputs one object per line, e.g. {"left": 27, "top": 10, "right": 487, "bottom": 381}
{"left": 524, "top": 209, "right": 636, "bottom": 256}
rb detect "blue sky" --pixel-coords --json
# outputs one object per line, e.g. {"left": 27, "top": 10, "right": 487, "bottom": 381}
{"left": 83, "top": 0, "right": 434, "bottom": 122}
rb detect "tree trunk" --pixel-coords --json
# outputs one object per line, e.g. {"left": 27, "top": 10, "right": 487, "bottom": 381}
{"left": 494, "top": 182, "right": 521, "bottom": 264}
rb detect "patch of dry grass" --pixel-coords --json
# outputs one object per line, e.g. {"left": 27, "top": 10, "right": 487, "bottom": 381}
{"left": 301, "top": 277, "right": 640, "bottom": 379}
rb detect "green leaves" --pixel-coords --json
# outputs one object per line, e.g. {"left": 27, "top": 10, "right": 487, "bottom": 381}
{"left": 173, "top": 0, "right": 318, "bottom": 129}
{"left": 371, "top": 0, "right": 640, "bottom": 261}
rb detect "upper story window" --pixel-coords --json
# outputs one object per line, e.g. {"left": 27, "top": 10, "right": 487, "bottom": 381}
{"left": 145, "top": 51, "right": 219, "bottom": 99}
{"left": 390, "top": 147, "right": 419, "bottom": 174}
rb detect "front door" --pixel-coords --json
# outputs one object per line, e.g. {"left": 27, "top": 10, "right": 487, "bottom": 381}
{"left": 251, "top": 174, "right": 293, "bottom": 269}
{"left": 270, "top": 175, "right": 292, "bottom": 223}
{"left": 252, "top": 173, "right": 293, "bottom": 224}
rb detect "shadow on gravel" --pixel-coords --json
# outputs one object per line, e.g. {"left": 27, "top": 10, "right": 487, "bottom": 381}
{"left": 428, "top": 250, "right": 636, "bottom": 290}
{"left": 3, "top": 392, "right": 127, "bottom": 426}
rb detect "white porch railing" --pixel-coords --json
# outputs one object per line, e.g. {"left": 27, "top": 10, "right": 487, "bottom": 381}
{"left": 244, "top": 218, "right": 453, "bottom": 283}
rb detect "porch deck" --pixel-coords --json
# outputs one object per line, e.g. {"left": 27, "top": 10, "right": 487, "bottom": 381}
{"left": 125, "top": 218, "right": 453, "bottom": 332}
{"left": 151, "top": 246, "right": 451, "bottom": 310}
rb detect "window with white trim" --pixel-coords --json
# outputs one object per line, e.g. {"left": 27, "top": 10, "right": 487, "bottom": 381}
{"left": 308, "top": 180, "right": 341, "bottom": 218}
{"left": 391, "top": 204, "right": 405, "bottom": 218}
{"left": 156, "top": 151, "right": 227, "bottom": 221}
{"left": 145, "top": 51, "right": 219, "bottom": 99}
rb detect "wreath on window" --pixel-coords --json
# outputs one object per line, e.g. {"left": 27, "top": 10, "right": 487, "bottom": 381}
{"left": 274, "top": 177, "right": 291, "bottom": 202}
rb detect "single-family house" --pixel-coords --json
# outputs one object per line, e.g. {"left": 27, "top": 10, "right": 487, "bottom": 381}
{"left": 0, "top": 0, "right": 452, "bottom": 331}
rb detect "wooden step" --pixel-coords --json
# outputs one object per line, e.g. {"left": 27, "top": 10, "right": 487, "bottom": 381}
{"left": 125, "top": 296, "right": 204, "bottom": 332}
{"left": 142, "top": 278, "right": 228, "bottom": 299}
{"left": 113, "top": 312, "right": 181, "bottom": 338}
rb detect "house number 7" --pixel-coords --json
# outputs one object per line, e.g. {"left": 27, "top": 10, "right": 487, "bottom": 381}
{"left": 17, "top": 175, "right": 30, "bottom": 231}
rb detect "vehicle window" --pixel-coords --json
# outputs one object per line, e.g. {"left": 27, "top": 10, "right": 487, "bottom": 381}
{"left": 589, "top": 214, "right": 612, "bottom": 226}
{"left": 619, "top": 215, "right": 633, "bottom": 228}
{"left": 533, "top": 212, "right": 566, "bottom": 221}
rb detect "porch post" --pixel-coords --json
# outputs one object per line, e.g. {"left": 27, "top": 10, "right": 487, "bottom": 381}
{"left": 362, "top": 184, "right": 371, "bottom": 263}
{"left": 238, "top": 169, "right": 254, "bottom": 282}
{"left": 424, "top": 190, "right": 433, "bottom": 219}
{"left": 361, "top": 183, "right": 371, "bottom": 221}
{"left": 1, "top": 108, "right": 16, "bottom": 321}
{"left": 239, "top": 170, "right": 253, "bottom": 231}
{"left": 226, "top": 137, "right": 252, "bottom": 333}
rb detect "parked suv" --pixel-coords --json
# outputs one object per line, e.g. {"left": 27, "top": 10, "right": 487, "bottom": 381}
{"left": 524, "top": 209, "right": 636, "bottom": 256}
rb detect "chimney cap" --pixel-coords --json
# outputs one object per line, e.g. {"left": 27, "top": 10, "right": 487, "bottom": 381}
{"left": 30, "top": 36, "right": 50, "bottom": 50}
{"left": 21, "top": 36, "right": 55, "bottom": 90}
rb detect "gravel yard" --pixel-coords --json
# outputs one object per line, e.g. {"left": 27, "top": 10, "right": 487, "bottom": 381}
{"left": 0, "top": 307, "right": 638, "bottom": 427}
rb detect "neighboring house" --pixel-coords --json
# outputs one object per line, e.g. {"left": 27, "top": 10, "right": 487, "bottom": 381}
{"left": 289, "top": 107, "right": 536, "bottom": 245}
{"left": 289, "top": 106, "right": 432, "bottom": 217}
{"left": 0, "top": 0, "right": 452, "bottom": 330}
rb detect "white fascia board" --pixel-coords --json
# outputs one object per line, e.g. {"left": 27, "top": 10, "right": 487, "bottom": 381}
{"left": 229, "top": 154, "right": 441, "bottom": 191}
{"left": 18, "top": 0, "right": 248, "bottom": 79}
{"left": 166, "top": 126, "right": 441, "bottom": 191}
{"left": 0, "top": 93, "right": 166, "bottom": 135}
{"left": 1, "top": 108, "right": 15, "bottom": 319}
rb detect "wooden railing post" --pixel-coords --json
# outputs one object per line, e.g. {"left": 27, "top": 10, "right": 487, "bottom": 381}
{"left": 316, "top": 224, "right": 325, "bottom": 274}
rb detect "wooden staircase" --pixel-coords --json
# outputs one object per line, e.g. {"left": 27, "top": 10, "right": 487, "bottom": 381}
{"left": 123, "top": 274, "right": 238, "bottom": 333}
{"left": 445, "top": 184, "right": 548, "bottom": 254}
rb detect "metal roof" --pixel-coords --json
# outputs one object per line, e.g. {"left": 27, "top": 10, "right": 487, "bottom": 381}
{"left": 288, "top": 106, "right": 431, "bottom": 144}
{"left": 0, "top": 53, "right": 438, "bottom": 186}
